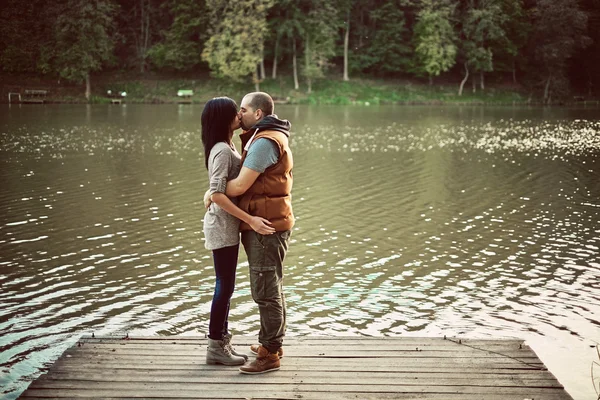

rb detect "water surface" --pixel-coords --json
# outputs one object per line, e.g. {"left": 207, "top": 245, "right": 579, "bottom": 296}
{"left": 1, "top": 104, "right": 599, "bottom": 399}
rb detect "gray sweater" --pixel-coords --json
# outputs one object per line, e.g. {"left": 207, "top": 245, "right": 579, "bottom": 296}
{"left": 203, "top": 142, "right": 242, "bottom": 250}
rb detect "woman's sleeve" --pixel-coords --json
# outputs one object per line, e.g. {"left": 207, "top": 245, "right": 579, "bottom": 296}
{"left": 208, "top": 148, "right": 231, "bottom": 196}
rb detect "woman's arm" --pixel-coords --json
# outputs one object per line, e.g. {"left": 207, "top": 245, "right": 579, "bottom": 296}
{"left": 210, "top": 192, "right": 275, "bottom": 235}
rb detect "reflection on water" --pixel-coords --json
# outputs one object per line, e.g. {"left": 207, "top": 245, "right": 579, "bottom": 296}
{"left": 1, "top": 104, "right": 599, "bottom": 399}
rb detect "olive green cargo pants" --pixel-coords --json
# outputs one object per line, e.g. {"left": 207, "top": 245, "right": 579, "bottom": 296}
{"left": 241, "top": 230, "right": 291, "bottom": 354}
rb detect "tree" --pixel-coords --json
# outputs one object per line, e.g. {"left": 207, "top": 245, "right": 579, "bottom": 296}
{"left": 117, "top": 0, "right": 162, "bottom": 73}
{"left": 147, "top": 0, "right": 207, "bottom": 71}
{"left": 412, "top": 0, "right": 457, "bottom": 85}
{"left": 0, "top": 0, "right": 59, "bottom": 73}
{"left": 460, "top": 0, "right": 508, "bottom": 92}
{"left": 492, "top": 0, "right": 529, "bottom": 84}
{"left": 337, "top": 0, "right": 354, "bottom": 81}
{"left": 302, "top": 0, "right": 338, "bottom": 93}
{"left": 531, "top": 0, "right": 591, "bottom": 102}
{"left": 455, "top": 0, "right": 508, "bottom": 95}
{"left": 571, "top": 0, "right": 600, "bottom": 96}
{"left": 202, "top": 0, "right": 273, "bottom": 90}
{"left": 53, "top": 0, "right": 117, "bottom": 100}
{"left": 266, "top": 0, "right": 304, "bottom": 85}
{"left": 345, "top": 0, "right": 378, "bottom": 74}
{"left": 367, "top": 0, "right": 412, "bottom": 75}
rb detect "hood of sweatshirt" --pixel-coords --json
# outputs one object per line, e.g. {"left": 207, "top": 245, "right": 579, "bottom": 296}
{"left": 252, "top": 114, "right": 291, "bottom": 137}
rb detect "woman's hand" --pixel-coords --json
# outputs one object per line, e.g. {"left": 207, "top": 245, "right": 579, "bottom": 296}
{"left": 204, "top": 189, "right": 212, "bottom": 209}
{"left": 248, "top": 216, "right": 276, "bottom": 235}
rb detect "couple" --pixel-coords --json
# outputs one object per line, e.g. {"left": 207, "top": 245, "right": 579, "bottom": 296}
{"left": 201, "top": 92, "right": 293, "bottom": 375}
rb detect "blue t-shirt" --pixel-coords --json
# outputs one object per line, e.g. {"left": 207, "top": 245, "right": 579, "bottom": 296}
{"left": 243, "top": 138, "right": 280, "bottom": 172}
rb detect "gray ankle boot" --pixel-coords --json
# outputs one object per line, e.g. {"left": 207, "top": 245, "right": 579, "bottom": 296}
{"left": 223, "top": 333, "right": 249, "bottom": 361}
{"left": 206, "top": 338, "right": 246, "bottom": 365}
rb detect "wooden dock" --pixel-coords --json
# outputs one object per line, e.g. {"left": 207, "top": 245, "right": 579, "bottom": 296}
{"left": 20, "top": 336, "right": 573, "bottom": 399}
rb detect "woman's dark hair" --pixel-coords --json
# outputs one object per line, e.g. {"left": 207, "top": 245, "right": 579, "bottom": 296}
{"left": 201, "top": 97, "right": 238, "bottom": 169}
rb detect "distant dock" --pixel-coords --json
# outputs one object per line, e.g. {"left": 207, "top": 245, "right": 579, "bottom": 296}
{"left": 20, "top": 335, "right": 573, "bottom": 399}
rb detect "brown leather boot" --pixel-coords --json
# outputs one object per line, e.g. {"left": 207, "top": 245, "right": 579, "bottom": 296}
{"left": 250, "top": 343, "right": 283, "bottom": 358}
{"left": 239, "top": 345, "right": 280, "bottom": 374}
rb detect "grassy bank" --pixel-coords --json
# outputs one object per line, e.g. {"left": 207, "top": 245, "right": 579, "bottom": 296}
{"left": 0, "top": 71, "right": 548, "bottom": 105}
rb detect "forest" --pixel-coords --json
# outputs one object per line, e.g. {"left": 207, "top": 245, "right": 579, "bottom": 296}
{"left": 0, "top": 0, "right": 598, "bottom": 103}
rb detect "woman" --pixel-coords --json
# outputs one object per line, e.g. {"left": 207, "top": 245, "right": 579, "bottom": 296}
{"left": 201, "top": 97, "right": 275, "bottom": 366}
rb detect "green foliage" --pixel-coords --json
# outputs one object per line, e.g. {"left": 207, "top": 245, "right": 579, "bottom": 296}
{"left": 268, "top": 0, "right": 305, "bottom": 51}
{"left": 147, "top": 0, "right": 207, "bottom": 71}
{"left": 461, "top": 0, "right": 509, "bottom": 73}
{"left": 202, "top": 0, "right": 273, "bottom": 83}
{"left": 293, "top": 76, "right": 524, "bottom": 105}
{"left": 532, "top": 0, "right": 590, "bottom": 72}
{"left": 115, "top": 0, "right": 164, "bottom": 72}
{"left": 531, "top": 0, "right": 591, "bottom": 99}
{"left": 53, "top": 0, "right": 117, "bottom": 83}
{"left": 302, "top": 0, "right": 338, "bottom": 82}
{"left": 0, "top": 0, "right": 36, "bottom": 72}
{"left": 1, "top": 0, "right": 598, "bottom": 100}
{"left": 0, "top": 0, "right": 59, "bottom": 73}
{"left": 413, "top": 1, "right": 457, "bottom": 78}
{"left": 367, "top": 0, "right": 412, "bottom": 74}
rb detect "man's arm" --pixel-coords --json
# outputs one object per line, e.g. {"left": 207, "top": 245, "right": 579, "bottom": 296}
{"left": 225, "top": 167, "right": 260, "bottom": 197}
{"left": 210, "top": 192, "right": 275, "bottom": 235}
{"left": 225, "top": 138, "right": 279, "bottom": 197}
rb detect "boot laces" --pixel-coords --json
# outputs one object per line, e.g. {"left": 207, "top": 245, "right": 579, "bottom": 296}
{"left": 220, "top": 341, "right": 233, "bottom": 356}
{"left": 221, "top": 336, "right": 237, "bottom": 354}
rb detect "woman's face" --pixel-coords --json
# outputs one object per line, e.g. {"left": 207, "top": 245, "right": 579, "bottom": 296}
{"left": 229, "top": 113, "right": 241, "bottom": 132}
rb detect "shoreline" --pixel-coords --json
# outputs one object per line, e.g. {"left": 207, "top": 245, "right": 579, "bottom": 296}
{"left": 2, "top": 73, "right": 599, "bottom": 107}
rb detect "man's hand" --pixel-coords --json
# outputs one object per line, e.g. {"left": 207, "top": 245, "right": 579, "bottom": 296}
{"left": 203, "top": 189, "right": 212, "bottom": 209}
{"left": 248, "top": 216, "right": 275, "bottom": 235}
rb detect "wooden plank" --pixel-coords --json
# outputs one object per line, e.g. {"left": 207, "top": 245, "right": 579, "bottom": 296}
{"left": 49, "top": 364, "right": 547, "bottom": 376}
{"left": 33, "top": 372, "right": 564, "bottom": 388}
{"left": 63, "top": 349, "right": 541, "bottom": 361}
{"left": 50, "top": 356, "right": 546, "bottom": 370}
{"left": 24, "top": 381, "right": 573, "bottom": 395}
{"left": 20, "top": 391, "right": 573, "bottom": 400}
{"left": 73, "top": 342, "right": 531, "bottom": 352}
{"left": 21, "top": 336, "right": 572, "bottom": 400}
{"left": 79, "top": 336, "right": 525, "bottom": 345}
{"left": 39, "top": 369, "right": 559, "bottom": 381}
{"left": 51, "top": 355, "right": 545, "bottom": 369}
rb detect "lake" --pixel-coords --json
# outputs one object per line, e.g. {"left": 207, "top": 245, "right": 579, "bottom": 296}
{"left": 1, "top": 104, "right": 599, "bottom": 399}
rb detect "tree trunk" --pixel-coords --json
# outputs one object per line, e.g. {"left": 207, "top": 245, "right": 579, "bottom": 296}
{"left": 292, "top": 38, "right": 299, "bottom": 90}
{"left": 305, "top": 32, "right": 311, "bottom": 93}
{"left": 254, "top": 69, "right": 260, "bottom": 92}
{"left": 428, "top": 75, "right": 433, "bottom": 86}
{"left": 472, "top": 75, "right": 476, "bottom": 93}
{"left": 272, "top": 34, "right": 279, "bottom": 79}
{"left": 260, "top": 55, "right": 266, "bottom": 80}
{"left": 140, "top": 0, "right": 147, "bottom": 73}
{"left": 138, "top": 0, "right": 151, "bottom": 74}
{"left": 544, "top": 75, "right": 551, "bottom": 103}
{"left": 85, "top": 73, "right": 91, "bottom": 101}
{"left": 343, "top": 10, "right": 350, "bottom": 82}
{"left": 458, "top": 62, "right": 469, "bottom": 96}
{"left": 512, "top": 60, "right": 517, "bottom": 84}
{"left": 358, "top": 10, "right": 364, "bottom": 47}
{"left": 480, "top": 71, "right": 485, "bottom": 90}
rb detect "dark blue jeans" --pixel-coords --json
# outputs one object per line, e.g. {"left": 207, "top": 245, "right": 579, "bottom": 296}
{"left": 208, "top": 243, "right": 239, "bottom": 340}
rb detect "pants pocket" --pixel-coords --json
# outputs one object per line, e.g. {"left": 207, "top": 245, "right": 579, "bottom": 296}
{"left": 249, "top": 265, "right": 279, "bottom": 300}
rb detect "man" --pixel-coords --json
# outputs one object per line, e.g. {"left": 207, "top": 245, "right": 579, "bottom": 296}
{"left": 207, "top": 92, "right": 294, "bottom": 374}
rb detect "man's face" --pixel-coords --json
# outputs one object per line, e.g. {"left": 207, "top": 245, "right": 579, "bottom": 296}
{"left": 239, "top": 95, "right": 263, "bottom": 131}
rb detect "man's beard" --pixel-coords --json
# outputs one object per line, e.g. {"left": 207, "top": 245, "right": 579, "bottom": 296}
{"left": 240, "top": 121, "right": 251, "bottom": 131}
